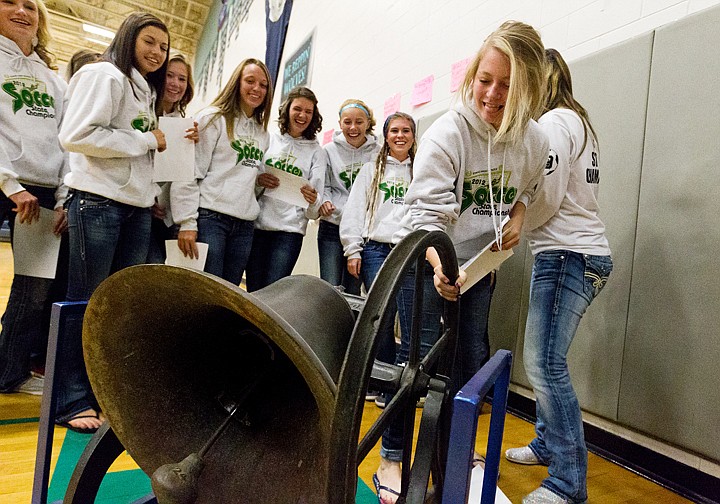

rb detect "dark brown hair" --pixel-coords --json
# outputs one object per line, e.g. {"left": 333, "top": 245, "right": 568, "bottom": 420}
{"left": 278, "top": 86, "right": 323, "bottom": 140}
{"left": 102, "top": 12, "right": 170, "bottom": 117}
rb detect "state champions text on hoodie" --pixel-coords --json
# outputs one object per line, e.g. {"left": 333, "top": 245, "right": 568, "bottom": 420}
{"left": 321, "top": 130, "right": 380, "bottom": 226}
{"left": 0, "top": 34, "right": 68, "bottom": 207}
{"left": 404, "top": 102, "right": 549, "bottom": 263}
{"left": 340, "top": 155, "right": 413, "bottom": 260}
{"left": 60, "top": 61, "right": 160, "bottom": 208}
{"left": 255, "top": 132, "right": 327, "bottom": 235}
{"left": 170, "top": 107, "right": 270, "bottom": 232}
{"left": 524, "top": 107, "right": 610, "bottom": 256}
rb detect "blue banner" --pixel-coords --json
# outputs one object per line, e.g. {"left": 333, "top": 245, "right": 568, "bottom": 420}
{"left": 265, "top": 0, "right": 293, "bottom": 89}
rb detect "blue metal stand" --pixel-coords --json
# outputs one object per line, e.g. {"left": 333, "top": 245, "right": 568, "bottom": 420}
{"left": 442, "top": 349, "right": 512, "bottom": 504}
{"left": 31, "top": 301, "right": 88, "bottom": 504}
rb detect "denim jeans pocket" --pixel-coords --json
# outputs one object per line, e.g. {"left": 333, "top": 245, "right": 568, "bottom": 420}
{"left": 78, "top": 192, "right": 112, "bottom": 209}
{"left": 583, "top": 254, "right": 613, "bottom": 299}
{"left": 198, "top": 208, "right": 220, "bottom": 221}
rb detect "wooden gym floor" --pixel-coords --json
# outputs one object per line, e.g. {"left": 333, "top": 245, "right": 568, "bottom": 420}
{"left": 0, "top": 242, "right": 691, "bottom": 503}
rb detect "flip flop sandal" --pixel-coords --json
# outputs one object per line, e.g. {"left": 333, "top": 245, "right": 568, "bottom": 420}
{"left": 372, "top": 472, "right": 401, "bottom": 504}
{"left": 57, "top": 412, "right": 101, "bottom": 434}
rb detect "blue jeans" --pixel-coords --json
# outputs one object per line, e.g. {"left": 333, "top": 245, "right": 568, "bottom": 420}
{"left": 317, "top": 221, "right": 361, "bottom": 295}
{"left": 455, "top": 273, "right": 495, "bottom": 391}
{"left": 56, "top": 191, "right": 151, "bottom": 423}
{"left": 245, "top": 229, "right": 303, "bottom": 292}
{"left": 381, "top": 261, "right": 444, "bottom": 461}
{"left": 524, "top": 250, "right": 612, "bottom": 503}
{"left": 360, "top": 241, "right": 399, "bottom": 366}
{"left": 0, "top": 185, "right": 57, "bottom": 391}
{"left": 197, "top": 208, "right": 254, "bottom": 285}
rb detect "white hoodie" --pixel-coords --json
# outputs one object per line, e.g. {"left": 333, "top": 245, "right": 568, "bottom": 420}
{"left": 255, "top": 132, "right": 327, "bottom": 234}
{"left": 524, "top": 108, "right": 610, "bottom": 256}
{"left": 340, "top": 156, "right": 412, "bottom": 259}
{"left": 60, "top": 61, "right": 160, "bottom": 208}
{"left": 171, "top": 107, "right": 270, "bottom": 231}
{"left": 321, "top": 131, "right": 380, "bottom": 226}
{"left": 0, "top": 35, "right": 68, "bottom": 207}
{"left": 403, "top": 102, "right": 549, "bottom": 262}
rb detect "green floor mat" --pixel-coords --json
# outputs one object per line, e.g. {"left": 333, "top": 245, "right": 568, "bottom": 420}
{"left": 48, "top": 431, "right": 377, "bottom": 503}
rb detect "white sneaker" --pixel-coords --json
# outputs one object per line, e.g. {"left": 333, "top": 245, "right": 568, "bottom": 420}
{"left": 522, "top": 487, "right": 569, "bottom": 504}
{"left": 374, "top": 394, "right": 386, "bottom": 409}
{"left": 365, "top": 390, "right": 380, "bottom": 401}
{"left": 14, "top": 376, "right": 44, "bottom": 396}
{"left": 505, "top": 446, "right": 544, "bottom": 465}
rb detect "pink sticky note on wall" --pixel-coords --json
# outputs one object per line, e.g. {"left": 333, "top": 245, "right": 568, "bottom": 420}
{"left": 410, "top": 75, "right": 434, "bottom": 107}
{"left": 450, "top": 57, "right": 472, "bottom": 93}
{"left": 384, "top": 93, "right": 401, "bottom": 118}
{"left": 322, "top": 129, "right": 334, "bottom": 145}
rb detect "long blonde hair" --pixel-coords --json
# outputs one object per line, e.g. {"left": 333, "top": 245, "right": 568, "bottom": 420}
{"left": 208, "top": 58, "right": 273, "bottom": 138}
{"left": 34, "top": 0, "right": 57, "bottom": 70}
{"left": 544, "top": 48, "right": 598, "bottom": 154}
{"left": 365, "top": 112, "right": 417, "bottom": 235}
{"left": 460, "top": 20, "right": 545, "bottom": 144}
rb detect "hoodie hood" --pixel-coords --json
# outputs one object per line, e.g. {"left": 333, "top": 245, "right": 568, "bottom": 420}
{"left": 454, "top": 100, "right": 496, "bottom": 143}
{"left": 0, "top": 34, "right": 47, "bottom": 73}
{"left": 331, "top": 130, "right": 378, "bottom": 154}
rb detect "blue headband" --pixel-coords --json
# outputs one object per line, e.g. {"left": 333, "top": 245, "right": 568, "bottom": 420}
{"left": 339, "top": 103, "right": 370, "bottom": 118}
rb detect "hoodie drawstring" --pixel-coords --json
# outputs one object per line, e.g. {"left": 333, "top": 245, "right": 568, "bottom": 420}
{"left": 487, "top": 134, "right": 506, "bottom": 249}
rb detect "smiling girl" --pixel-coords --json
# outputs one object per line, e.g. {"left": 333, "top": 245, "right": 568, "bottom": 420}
{"left": 405, "top": 20, "right": 548, "bottom": 387}
{"left": 57, "top": 12, "right": 170, "bottom": 433}
{"left": 318, "top": 99, "right": 379, "bottom": 296}
{"left": 381, "top": 20, "right": 549, "bottom": 503}
{"left": 339, "top": 111, "right": 417, "bottom": 381}
{"left": 245, "top": 85, "right": 327, "bottom": 292}
{"left": 146, "top": 51, "right": 196, "bottom": 265}
{"left": 171, "top": 59, "right": 273, "bottom": 284}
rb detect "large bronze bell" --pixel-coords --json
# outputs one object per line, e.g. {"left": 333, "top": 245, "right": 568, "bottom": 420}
{"left": 83, "top": 266, "right": 355, "bottom": 504}
{"left": 75, "top": 230, "right": 461, "bottom": 504}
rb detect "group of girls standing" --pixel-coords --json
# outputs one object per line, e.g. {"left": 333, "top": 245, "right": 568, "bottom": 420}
{"left": 0, "top": 4, "right": 611, "bottom": 503}
{"left": 361, "top": 20, "right": 612, "bottom": 504}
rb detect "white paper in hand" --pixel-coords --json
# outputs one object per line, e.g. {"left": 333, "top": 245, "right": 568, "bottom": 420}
{"left": 263, "top": 166, "right": 310, "bottom": 209}
{"left": 460, "top": 243, "right": 513, "bottom": 294}
{"left": 12, "top": 207, "right": 61, "bottom": 279}
{"left": 459, "top": 216, "right": 513, "bottom": 294}
{"left": 164, "top": 240, "right": 209, "bottom": 271}
{"left": 154, "top": 116, "right": 195, "bottom": 182}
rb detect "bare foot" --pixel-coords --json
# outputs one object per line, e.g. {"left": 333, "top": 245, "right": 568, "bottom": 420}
{"left": 473, "top": 451, "right": 486, "bottom": 469}
{"left": 67, "top": 408, "right": 104, "bottom": 431}
{"left": 375, "top": 458, "right": 402, "bottom": 504}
